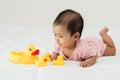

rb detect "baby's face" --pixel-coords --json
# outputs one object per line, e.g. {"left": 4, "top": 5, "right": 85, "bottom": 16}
{"left": 53, "top": 25, "right": 76, "bottom": 49}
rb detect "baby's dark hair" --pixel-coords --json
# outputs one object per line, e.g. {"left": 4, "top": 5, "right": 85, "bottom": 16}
{"left": 53, "top": 9, "right": 84, "bottom": 37}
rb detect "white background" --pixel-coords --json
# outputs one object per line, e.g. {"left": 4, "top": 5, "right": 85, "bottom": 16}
{"left": 0, "top": 0, "right": 120, "bottom": 28}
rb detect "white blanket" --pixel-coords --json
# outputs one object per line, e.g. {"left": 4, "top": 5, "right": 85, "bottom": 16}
{"left": 0, "top": 25, "right": 120, "bottom": 80}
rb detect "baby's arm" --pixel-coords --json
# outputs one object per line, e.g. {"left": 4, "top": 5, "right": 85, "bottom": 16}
{"left": 80, "top": 55, "right": 97, "bottom": 67}
{"left": 51, "top": 52, "right": 59, "bottom": 60}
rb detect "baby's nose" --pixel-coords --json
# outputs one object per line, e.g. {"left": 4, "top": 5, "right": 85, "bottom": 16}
{"left": 56, "top": 37, "right": 60, "bottom": 43}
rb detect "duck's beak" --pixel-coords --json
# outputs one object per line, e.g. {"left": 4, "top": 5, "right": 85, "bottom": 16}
{"left": 31, "top": 49, "right": 40, "bottom": 56}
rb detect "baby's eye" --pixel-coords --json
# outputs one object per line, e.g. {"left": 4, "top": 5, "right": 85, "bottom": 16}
{"left": 54, "top": 34, "right": 57, "bottom": 36}
{"left": 59, "top": 35, "right": 64, "bottom": 38}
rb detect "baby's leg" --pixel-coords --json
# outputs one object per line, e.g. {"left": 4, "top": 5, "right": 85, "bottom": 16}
{"left": 99, "top": 27, "right": 116, "bottom": 56}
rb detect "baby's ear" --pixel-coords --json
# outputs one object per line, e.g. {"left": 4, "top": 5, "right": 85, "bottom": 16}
{"left": 73, "top": 32, "right": 80, "bottom": 40}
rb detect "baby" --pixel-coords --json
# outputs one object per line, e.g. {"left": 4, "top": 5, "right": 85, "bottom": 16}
{"left": 51, "top": 9, "right": 116, "bottom": 67}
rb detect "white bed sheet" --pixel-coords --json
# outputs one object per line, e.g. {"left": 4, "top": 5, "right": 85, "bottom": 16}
{"left": 0, "top": 25, "right": 120, "bottom": 80}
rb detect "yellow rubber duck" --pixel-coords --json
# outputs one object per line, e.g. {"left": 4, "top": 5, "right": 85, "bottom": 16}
{"left": 35, "top": 56, "right": 47, "bottom": 67}
{"left": 35, "top": 52, "right": 51, "bottom": 67}
{"left": 43, "top": 52, "right": 51, "bottom": 62}
{"left": 9, "top": 45, "right": 40, "bottom": 64}
{"left": 52, "top": 55, "right": 64, "bottom": 66}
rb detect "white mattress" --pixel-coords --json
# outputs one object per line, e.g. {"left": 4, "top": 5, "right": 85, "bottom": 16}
{"left": 0, "top": 24, "right": 120, "bottom": 80}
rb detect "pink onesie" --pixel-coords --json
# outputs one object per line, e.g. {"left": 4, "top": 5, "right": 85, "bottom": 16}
{"left": 53, "top": 37, "right": 106, "bottom": 61}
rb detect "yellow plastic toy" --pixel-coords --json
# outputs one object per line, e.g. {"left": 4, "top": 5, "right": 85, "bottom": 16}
{"left": 35, "top": 52, "right": 51, "bottom": 67}
{"left": 43, "top": 52, "right": 51, "bottom": 62}
{"left": 52, "top": 55, "right": 64, "bottom": 66}
{"left": 35, "top": 56, "right": 47, "bottom": 67}
{"left": 9, "top": 45, "right": 39, "bottom": 64}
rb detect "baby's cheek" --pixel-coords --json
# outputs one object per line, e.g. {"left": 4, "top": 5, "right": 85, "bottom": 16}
{"left": 62, "top": 41, "right": 66, "bottom": 45}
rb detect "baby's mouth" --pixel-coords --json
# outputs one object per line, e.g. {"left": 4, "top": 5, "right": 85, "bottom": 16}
{"left": 57, "top": 43, "right": 61, "bottom": 46}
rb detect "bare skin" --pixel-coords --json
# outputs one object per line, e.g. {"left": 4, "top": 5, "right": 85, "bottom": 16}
{"left": 80, "top": 27, "right": 116, "bottom": 67}
{"left": 99, "top": 27, "right": 116, "bottom": 56}
{"left": 51, "top": 52, "right": 59, "bottom": 60}
{"left": 80, "top": 56, "right": 97, "bottom": 67}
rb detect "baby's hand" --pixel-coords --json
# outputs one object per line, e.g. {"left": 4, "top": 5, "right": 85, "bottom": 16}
{"left": 51, "top": 52, "right": 59, "bottom": 61}
{"left": 80, "top": 56, "right": 97, "bottom": 67}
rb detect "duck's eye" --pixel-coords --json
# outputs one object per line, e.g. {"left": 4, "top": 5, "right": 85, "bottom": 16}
{"left": 29, "top": 48, "right": 32, "bottom": 51}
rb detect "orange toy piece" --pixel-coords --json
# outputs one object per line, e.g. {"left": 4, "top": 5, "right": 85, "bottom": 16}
{"left": 52, "top": 55, "right": 64, "bottom": 66}
{"left": 9, "top": 45, "right": 40, "bottom": 64}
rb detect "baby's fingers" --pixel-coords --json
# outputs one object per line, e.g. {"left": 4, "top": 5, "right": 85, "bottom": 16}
{"left": 80, "top": 61, "right": 87, "bottom": 67}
